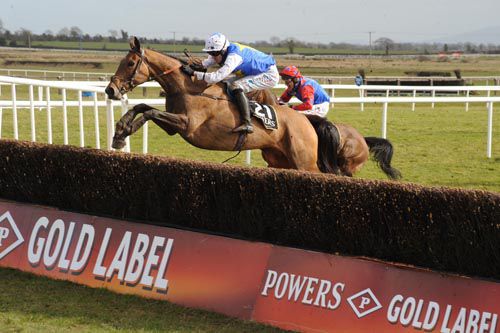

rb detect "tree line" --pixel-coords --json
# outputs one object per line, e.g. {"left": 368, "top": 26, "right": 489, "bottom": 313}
{"left": 1, "top": 19, "right": 499, "bottom": 55}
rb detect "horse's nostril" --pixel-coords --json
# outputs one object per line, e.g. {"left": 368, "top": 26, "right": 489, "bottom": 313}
{"left": 105, "top": 86, "right": 114, "bottom": 97}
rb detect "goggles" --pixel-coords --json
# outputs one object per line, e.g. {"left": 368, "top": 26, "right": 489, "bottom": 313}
{"left": 207, "top": 50, "right": 222, "bottom": 56}
{"left": 281, "top": 75, "right": 294, "bottom": 81}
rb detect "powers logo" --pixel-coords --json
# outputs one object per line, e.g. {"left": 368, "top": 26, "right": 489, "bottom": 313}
{"left": 347, "top": 288, "right": 382, "bottom": 318}
{"left": 0, "top": 211, "right": 24, "bottom": 260}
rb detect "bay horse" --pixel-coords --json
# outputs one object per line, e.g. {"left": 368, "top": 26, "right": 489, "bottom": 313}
{"left": 105, "top": 37, "right": 401, "bottom": 179}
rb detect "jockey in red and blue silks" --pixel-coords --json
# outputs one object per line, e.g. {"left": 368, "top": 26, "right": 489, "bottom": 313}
{"left": 185, "top": 33, "right": 279, "bottom": 134}
{"left": 278, "top": 66, "right": 330, "bottom": 118}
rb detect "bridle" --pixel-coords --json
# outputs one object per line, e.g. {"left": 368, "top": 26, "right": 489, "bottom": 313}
{"left": 111, "top": 49, "right": 181, "bottom": 95}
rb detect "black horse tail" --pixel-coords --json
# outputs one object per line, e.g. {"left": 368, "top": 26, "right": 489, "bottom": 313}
{"left": 306, "top": 115, "right": 341, "bottom": 174}
{"left": 364, "top": 137, "right": 402, "bottom": 179}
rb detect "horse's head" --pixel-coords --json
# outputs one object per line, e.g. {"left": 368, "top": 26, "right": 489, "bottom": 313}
{"left": 105, "top": 37, "right": 153, "bottom": 100}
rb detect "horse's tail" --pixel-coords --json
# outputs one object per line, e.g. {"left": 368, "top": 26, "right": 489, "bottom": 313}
{"left": 306, "top": 115, "right": 341, "bottom": 174}
{"left": 364, "top": 137, "right": 402, "bottom": 179}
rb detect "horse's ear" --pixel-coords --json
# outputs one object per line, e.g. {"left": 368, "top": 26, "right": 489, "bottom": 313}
{"left": 129, "top": 36, "right": 141, "bottom": 52}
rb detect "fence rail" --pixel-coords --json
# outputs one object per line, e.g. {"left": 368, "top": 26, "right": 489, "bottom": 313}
{"left": 2, "top": 68, "right": 500, "bottom": 86}
{"left": 0, "top": 75, "right": 497, "bottom": 159}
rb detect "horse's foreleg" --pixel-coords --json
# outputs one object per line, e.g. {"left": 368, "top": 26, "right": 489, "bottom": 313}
{"left": 143, "top": 109, "right": 189, "bottom": 135}
{"left": 112, "top": 104, "right": 159, "bottom": 149}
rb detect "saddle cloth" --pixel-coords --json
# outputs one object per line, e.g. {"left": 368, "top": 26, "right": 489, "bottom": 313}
{"left": 249, "top": 101, "right": 278, "bottom": 130}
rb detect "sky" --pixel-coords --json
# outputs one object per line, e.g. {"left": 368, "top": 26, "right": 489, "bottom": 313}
{"left": 1, "top": 0, "right": 500, "bottom": 44}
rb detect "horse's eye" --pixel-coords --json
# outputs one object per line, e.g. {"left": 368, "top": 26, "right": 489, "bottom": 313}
{"left": 128, "top": 61, "right": 135, "bottom": 67}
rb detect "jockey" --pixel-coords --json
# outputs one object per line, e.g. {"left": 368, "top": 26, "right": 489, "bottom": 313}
{"left": 278, "top": 66, "right": 331, "bottom": 118}
{"left": 185, "top": 32, "right": 279, "bottom": 133}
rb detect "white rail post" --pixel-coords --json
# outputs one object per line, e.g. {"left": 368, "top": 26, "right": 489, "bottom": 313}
{"left": 93, "top": 93, "right": 100, "bottom": 149}
{"left": 62, "top": 89, "right": 68, "bottom": 145}
{"left": 382, "top": 90, "right": 389, "bottom": 139}
{"left": 412, "top": 90, "right": 416, "bottom": 111}
{"left": 431, "top": 89, "right": 435, "bottom": 109}
{"left": 359, "top": 88, "right": 364, "bottom": 112}
{"left": 46, "top": 87, "right": 52, "bottom": 144}
{"left": 465, "top": 90, "right": 470, "bottom": 112}
{"left": 487, "top": 102, "right": 493, "bottom": 158}
{"left": 486, "top": 89, "right": 491, "bottom": 110}
{"left": 38, "top": 86, "right": 43, "bottom": 111}
{"left": 29, "top": 85, "right": 36, "bottom": 142}
{"left": 78, "top": 90, "right": 84, "bottom": 147}
{"left": 331, "top": 88, "right": 335, "bottom": 109}
{"left": 245, "top": 150, "right": 251, "bottom": 165}
{"left": 121, "top": 97, "right": 130, "bottom": 153}
{"left": 106, "top": 98, "right": 115, "bottom": 150}
{"left": 11, "top": 84, "right": 18, "bottom": 140}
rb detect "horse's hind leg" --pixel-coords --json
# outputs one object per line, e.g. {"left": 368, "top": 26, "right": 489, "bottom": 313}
{"left": 284, "top": 132, "right": 321, "bottom": 172}
{"left": 261, "top": 149, "right": 292, "bottom": 169}
{"left": 338, "top": 137, "right": 368, "bottom": 177}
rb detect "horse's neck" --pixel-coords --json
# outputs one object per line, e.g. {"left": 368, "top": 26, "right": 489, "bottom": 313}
{"left": 145, "top": 50, "right": 197, "bottom": 95}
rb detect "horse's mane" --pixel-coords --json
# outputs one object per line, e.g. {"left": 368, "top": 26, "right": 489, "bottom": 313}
{"left": 145, "top": 48, "right": 189, "bottom": 65}
{"left": 164, "top": 53, "right": 189, "bottom": 65}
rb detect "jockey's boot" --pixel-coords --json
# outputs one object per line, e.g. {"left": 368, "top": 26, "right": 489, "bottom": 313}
{"left": 232, "top": 88, "right": 254, "bottom": 133}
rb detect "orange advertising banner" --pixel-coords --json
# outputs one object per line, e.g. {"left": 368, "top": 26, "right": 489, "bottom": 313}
{"left": 0, "top": 200, "right": 271, "bottom": 319}
{"left": 0, "top": 199, "right": 498, "bottom": 333}
{"left": 253, "top": 247, "right": 499, "bottom": 332}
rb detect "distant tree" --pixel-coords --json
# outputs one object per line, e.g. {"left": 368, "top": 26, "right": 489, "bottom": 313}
{"left": 0, "top": 37, "right": 6, "bottom": 46}
{"left": 108, "top": 29, "right": 118, "bottom": 38}
{"left": 465, "top": 43, "right": 473, "bottom": 53}
{"left": 120, "top": 29, "right": 128, "bottom": 41}
{"left": 58, "top": 27, "right": 70, "bottom": 38}
{"left": 269, "top": 36, "right": 280, "bottom": 46}
{"left": 17, "top": 28, "right": 31, "bottom": 47}
{"left": 286, "top": 38, "right": 296, "bottom": 54}
{"left": 443, "top": 44, "right": 448, "bottom": 52}
{"left": 374, "top": 37, "right": 394, "bottom": 55}
{"left": 70, "top": 26, "right": 83, "bottom": 39}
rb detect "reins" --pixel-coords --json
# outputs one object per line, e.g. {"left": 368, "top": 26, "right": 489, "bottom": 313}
{"left": 112, "top": 49, "right": 181, "bottom": 94}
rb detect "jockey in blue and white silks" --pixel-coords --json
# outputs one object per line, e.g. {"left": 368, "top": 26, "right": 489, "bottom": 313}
{"left": 191, "top": 33, "right": 279, "bottom": 133}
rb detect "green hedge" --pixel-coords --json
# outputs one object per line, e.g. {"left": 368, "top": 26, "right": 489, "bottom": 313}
{"left": 0, "top": 140, "right": 498, "bottom": 280}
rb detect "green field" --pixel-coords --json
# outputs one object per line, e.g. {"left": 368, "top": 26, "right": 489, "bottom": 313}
{"left": 0, "top": 85, "right": 498, "bottom": 192}
{"left": 18, "top": 40, "right": 415, "bottom": 56}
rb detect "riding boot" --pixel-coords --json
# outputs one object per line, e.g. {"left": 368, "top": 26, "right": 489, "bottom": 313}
{"left": 232, "top": 88, "right": 254, "bottom": 133}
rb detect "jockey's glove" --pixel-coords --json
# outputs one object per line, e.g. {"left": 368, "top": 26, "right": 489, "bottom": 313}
{"left": 189, "top": 63, "right": 206, "bottom": 72}
{"left": 181, "top": 65, "right": 195, "bottom": 76}
{"left": 194, "top": 72, "right": 206, "bottom": 81}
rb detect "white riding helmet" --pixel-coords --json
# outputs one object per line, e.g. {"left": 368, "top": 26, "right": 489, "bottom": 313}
{"left": 202, "top": 33, "right": 229, "bottom": 52}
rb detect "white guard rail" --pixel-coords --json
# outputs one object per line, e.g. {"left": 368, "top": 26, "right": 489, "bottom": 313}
{"left": 0, "top": 75, "right": 498, "bottom": 159}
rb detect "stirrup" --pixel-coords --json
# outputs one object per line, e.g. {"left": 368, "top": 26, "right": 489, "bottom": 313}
{"left": 232, "top": 124, "right": 254, "bottom": 133}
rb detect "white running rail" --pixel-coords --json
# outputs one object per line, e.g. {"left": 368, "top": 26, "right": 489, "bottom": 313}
{"left": 0, "top": 75, "right": 498, "bottom": 158}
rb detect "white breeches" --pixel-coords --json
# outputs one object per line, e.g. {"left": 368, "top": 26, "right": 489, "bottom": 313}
{"left": 298, "top": 102, "right": 330, "bottom": 118}
{"left": 226, "top": 65, "right": 279, "bottom": 93}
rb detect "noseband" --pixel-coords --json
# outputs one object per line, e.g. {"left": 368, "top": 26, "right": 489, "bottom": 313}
{"left": 111, "top": 49, "right": 181, "bottom": 95}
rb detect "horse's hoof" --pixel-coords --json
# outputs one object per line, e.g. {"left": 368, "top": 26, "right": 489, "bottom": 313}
{"left": 112, "top": 138, "right": 126, "bottom": 149}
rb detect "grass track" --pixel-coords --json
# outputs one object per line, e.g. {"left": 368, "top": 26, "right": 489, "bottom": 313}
{"left": 0, "top": 95, "right": 498, "bottom": 192}
{"left": 0, "top": 268, "right": 286, "bottom": 332}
